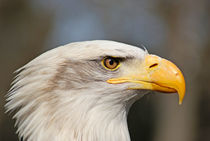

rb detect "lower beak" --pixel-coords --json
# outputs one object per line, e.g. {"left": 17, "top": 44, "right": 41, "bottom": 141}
{"left": 107, "top": 54, "right": 186, "bottom": 105}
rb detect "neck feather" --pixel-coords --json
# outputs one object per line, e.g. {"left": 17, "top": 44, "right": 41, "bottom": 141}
{"left": 9, "top": 89, "right": 136, "bottom": 141}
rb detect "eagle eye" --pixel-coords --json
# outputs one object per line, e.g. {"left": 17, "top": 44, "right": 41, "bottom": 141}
{"left": 102, "top": 57, "right": 120, "bottom": 70}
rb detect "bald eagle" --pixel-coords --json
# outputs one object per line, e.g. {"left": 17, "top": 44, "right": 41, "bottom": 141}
{"left": 6, "top": 40, "right": 185, "bottom": 141}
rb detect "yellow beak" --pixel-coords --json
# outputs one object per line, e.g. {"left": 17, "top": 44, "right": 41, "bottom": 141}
{"left": 107, "top": 54, "right": 186, "bottom": 105}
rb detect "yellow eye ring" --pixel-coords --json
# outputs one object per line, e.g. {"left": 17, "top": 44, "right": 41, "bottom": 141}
{"left": 101, "top": 57, "right": 120, "bottom": 71}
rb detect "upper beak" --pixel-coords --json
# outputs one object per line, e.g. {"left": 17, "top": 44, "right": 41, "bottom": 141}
{"left": 107, "top": 54, "right": 186, "bottom": 105}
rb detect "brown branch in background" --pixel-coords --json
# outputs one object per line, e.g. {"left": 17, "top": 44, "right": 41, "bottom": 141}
{"left": 153, "top": 0, "right": 206, "bottom": 141}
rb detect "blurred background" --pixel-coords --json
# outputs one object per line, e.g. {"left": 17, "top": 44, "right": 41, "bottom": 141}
{"left": 0, "top": 0, "right": 210, "bottom": 141}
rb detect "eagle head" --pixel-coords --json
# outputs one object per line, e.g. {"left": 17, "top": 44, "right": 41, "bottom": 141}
{"left": 6, "top": 40, "right": 185, "bottom": 141}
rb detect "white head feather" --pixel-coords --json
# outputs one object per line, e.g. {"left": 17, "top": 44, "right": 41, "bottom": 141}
{"left": 6, "top": 40, "right": 148, "bottom": 141}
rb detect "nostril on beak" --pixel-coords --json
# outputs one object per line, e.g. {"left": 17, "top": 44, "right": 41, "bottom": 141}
{"left": 149, "top": 63, "right": 158, "bottom": 68}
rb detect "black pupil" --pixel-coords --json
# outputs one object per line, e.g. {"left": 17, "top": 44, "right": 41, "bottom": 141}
{"left": 109, "top": 59, "right": 114, "bottom": 65}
